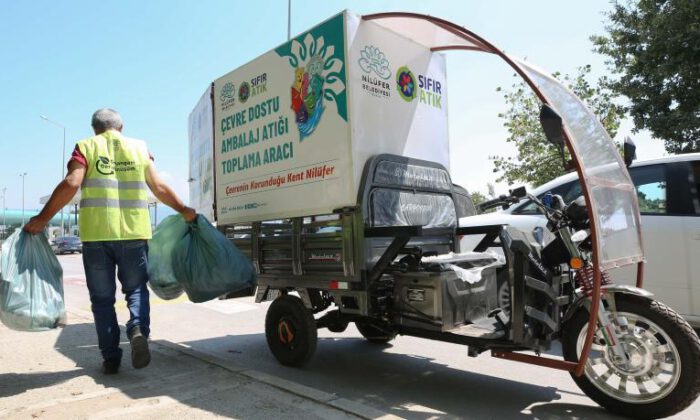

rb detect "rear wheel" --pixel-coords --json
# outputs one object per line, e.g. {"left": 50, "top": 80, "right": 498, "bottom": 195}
{"left": 265, "top": 295, "right": 317, "bottom": 367}
{"left": 355, "top": 320, "right": 396, "bottom": 344}
{"left": 497, "top": 278, "right": 511, "bottom": 317}
{"left": 562, "top": 294, "right": 700, "bottom": 419}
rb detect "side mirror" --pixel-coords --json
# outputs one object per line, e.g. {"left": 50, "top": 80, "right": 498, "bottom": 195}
{"left": 540, "top": 104, "right": 565, "bottom": 148}
{"left": 510, "top": 186, "right": 527, "bottom": 198}
{"left": 540, "top": 104, "right": 566, "bottom": 166}
{"left": 623, "top": 136, "right": 636, "bottom": 167}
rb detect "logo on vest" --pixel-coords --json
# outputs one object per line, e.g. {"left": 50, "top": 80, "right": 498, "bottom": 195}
{"left": 96, "top": 156, "right": 115, "bottom": 175}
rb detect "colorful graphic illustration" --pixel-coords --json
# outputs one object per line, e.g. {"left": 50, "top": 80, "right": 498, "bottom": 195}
{"left": 396, "top": 66, "right": 416, "bottom": 102}
{"left": 277, "top": 29, "right": 346, "bottom": 140}
{"left": 238, "top": 81, "right": 250, "bottom": 103}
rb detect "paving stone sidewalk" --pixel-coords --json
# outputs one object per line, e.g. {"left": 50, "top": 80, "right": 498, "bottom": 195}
{"left": 0, "top": 315, "right": 395, "bottom": 420}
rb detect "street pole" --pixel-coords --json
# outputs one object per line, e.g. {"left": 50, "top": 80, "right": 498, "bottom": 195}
{"left": 1, "top": 187, "right": 6, "bottom": 239}
{"left": 20, "top": 173, "right": 27, "bottom": 225}
{"left": 287, "top": 0, "right": 291, "bottom": 40}
{"left": 40, "top": 115, "right": 66, "bottom": 234}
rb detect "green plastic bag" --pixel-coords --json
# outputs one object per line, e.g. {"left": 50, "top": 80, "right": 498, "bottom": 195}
{"left": 147, "top": 215, "right": 188, "bottom": 300}
{"left": 0, "top": 230, "right": 66, "bottom": 331}
{"left": 173, "top": 215, "right": 256, "bottom": 303}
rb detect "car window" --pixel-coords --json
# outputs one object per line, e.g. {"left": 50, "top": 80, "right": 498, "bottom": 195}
{"left": 513, "top": 180, "right": 580, "bottom": 215}
{"left": 512, "top": 199, "right": 539, "bottom": 215}
{"left": 512, "top": 160, "right": 700, "bottom": 216}
{"left": 629, "top": 165, "right": 667, "bottom": 215}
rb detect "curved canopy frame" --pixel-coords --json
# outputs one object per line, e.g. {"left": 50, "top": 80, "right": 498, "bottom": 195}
{"left": 363, "top": 12, "right": 645, "bottom": 376}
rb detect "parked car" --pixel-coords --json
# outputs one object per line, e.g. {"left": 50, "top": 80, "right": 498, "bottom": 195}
{"left": 459, "top": 153, "right": 700, "bottom": 326}
{"left": 51, "top": 236, "right": 82, "bottom": 254}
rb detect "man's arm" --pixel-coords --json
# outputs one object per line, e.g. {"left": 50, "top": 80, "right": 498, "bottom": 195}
{"left": 24, "top": 161, "right": 86, "bottom": 234}
{"left": 145, "top": 161, "right": 196, "bottom": 222}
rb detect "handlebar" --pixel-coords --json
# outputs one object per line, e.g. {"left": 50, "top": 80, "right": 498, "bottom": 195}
{"left": 477, "top": 195, "right": 519, "bottom": 212}
{"left": 476, "top": 189, "right": 566, "bottom": 228}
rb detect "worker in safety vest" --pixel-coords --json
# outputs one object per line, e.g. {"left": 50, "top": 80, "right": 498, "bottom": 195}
{"left": 25, "top": 108, "right": 196, "bottom": 374}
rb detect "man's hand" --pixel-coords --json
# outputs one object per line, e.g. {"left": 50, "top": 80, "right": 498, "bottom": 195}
{"left": 181, "top": 206, "right": 197, "bottom": 222}
{"left": 24, "top": 161, "right": 84, "bottom": 235}
{"left": 24, "top": 216, "right": 48, "bottom": 234}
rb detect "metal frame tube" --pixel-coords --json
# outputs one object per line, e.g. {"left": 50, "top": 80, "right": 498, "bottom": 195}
{"left": 362, "top": 12, "right": 643, "bottom": 374}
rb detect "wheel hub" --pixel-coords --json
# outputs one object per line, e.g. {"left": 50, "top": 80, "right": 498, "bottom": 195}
{"left": 278, "top": 319, "right": 295, "bottom": 345}
{"left": 607, "top": 337, "right": 653, "bottom": 376}
{"left": 577, "top": 311, "right": 682, "bottom": 404}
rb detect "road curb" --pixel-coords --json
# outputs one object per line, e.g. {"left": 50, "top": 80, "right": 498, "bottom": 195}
{"left": 156, "top": 340, "right": 402, "bottom": 420}
{"left": 66, "top": 309, "right": 402, "bottom": 420}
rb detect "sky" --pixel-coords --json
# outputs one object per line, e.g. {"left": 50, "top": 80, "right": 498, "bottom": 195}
{"left": 0, "top": 0, "right": 667, "bottom": 216}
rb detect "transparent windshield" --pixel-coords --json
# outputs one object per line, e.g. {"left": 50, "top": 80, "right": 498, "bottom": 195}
{"left": 513, "top": 59, "right": 643, "bottom": 270}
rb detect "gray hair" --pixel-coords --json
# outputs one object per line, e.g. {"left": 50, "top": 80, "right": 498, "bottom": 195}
{"left": 91, "top": 108, "right": 123, "bottom": 132}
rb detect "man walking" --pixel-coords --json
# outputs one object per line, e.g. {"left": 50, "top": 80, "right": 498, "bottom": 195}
{"left": 25, "top": 108, "right": 196, "bottom": 374}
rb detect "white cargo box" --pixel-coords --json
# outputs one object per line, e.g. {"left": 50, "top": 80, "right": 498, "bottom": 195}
{"left": 203, "top": 11, "right": 449, "bottom": 224}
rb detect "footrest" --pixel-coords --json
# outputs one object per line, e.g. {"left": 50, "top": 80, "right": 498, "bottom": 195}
{"left": 447, "top": 318, "right": 505, "bottom": 339}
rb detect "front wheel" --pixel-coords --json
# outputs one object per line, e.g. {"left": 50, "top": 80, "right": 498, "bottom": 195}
{"left": 562, "top": 294, "right": 700, "bottom": 419}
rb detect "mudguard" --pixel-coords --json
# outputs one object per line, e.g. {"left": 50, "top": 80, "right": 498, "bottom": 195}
{"left": 562, "top": 284, "right": 654, "bottom": 323}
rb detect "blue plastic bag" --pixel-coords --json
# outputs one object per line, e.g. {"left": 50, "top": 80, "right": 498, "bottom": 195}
{"left": 0, "top": 230, "right": 66, "bottom": 331}
{"left": 147, "top": 215, "right": 189, "bottom": 300}
{"left": 172, "top": 215, "right": 256, "bottom": 303}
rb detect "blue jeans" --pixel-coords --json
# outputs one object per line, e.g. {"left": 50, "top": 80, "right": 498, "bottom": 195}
{"left": 82, "top": 240, "right": 150, "bottom": 362}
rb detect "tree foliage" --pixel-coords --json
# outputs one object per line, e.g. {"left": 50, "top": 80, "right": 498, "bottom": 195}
{"left": 470, "top": 191, "right": 488, "bottom": 207}
{"left": 492, "top": 65, "right": 625, "bottom": 187}
{"left": 592, "top": 0, "right": 700, "bottom": 153}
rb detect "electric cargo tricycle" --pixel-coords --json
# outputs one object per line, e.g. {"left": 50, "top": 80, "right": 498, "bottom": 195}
{"left": 207, "top": 12, "right": 700, "bottom": 419}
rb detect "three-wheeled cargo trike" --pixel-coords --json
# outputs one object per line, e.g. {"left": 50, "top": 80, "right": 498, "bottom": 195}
{"left": 190, "top": 11, "right": 700, "bottom": 419}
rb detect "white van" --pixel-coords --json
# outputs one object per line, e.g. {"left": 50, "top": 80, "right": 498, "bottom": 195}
{"left": 459, "top": 153, "right": 700, "bottom": 326}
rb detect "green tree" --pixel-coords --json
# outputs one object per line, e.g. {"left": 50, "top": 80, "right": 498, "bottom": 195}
{"left": 469, "top": 184, "right": 496, "bottom": 213}
{"left": 492, "top": 65, "right": 625, "bottom": 186}
{"left": 470, "top": 191, "right": 488, "bottom": 208}
{"left": 591, "top": 0, "right": 700, "bottom": 153}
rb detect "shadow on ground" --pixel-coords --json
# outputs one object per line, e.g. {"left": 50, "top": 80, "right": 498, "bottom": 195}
{"left": 1, "top": 323, "right": 336, "bottom": 419}
{"left": 0, "top": 321, "right": 627, "bottom": 419}
{"left": 180, "top": 331, "right": 623, "bottom": 420}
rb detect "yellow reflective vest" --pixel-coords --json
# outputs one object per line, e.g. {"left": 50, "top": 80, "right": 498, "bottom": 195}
{"left": 77, "top": 130, "right": 152, "bottom": 241}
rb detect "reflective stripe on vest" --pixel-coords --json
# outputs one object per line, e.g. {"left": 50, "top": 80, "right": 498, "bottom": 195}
{"left": 77, "top": 131, "right": 152, "bottom": 241}
{"left": 81, "top": 179, "right": 148, "bottom": 190}
{"left": 80, "top": 198, "right": 149, "bottom": 209}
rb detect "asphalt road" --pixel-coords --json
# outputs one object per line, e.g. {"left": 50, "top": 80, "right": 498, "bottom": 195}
{"left": 58, "top": 253, "right": 700, "bottom": 419}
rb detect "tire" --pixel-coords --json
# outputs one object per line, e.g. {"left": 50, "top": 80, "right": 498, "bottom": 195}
{"left": 355, "top": 320, "right": 397, "bottom": 344}
{"left": 562, "top": 294, "right": 700, "bottom": 419}
{"left": 265, "top": 295, "right": 317, "bottom": 367}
